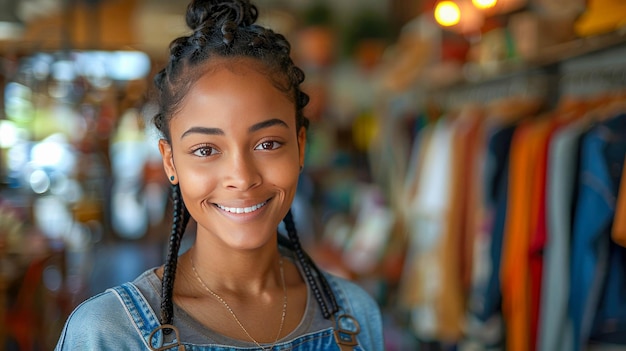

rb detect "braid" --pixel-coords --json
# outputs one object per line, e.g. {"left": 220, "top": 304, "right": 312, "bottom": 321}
{"left": 152, "top": 0, "right": 319, "bottom": 328}
{"left": 283, "top": 209, "right": 339, "bottom": 319}
{"left": 160, "top": 184, "right": 190, "bottom": 331}
{"left": 151, "top": 0, "right": 310, "bottom": 144}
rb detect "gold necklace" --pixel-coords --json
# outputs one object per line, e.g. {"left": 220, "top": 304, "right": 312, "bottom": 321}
{"left": 190, "top": 255, "right": 287, "bottom": 350}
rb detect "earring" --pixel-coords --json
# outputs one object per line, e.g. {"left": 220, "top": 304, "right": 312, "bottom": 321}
{"left": 170, "top": 175, "right": 175, "bottom": 181}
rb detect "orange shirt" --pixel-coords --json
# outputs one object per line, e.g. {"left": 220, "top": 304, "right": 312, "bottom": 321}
{"left": 500, "top": 118, "right": 553, "bottom": 351}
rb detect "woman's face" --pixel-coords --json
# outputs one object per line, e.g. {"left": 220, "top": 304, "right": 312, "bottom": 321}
{"left": 159, "top": 60, "right": 306, "bottom": 251}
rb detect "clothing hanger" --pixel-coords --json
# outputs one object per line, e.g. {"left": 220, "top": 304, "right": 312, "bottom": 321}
{"left": 598, "top": 89, "right": 626, "bottom": 121}
{"left": 553, "top": 95, "right": 589, "bottom": 123}
{"left": 485, "top": 94, "right": 545, "bottom": 125}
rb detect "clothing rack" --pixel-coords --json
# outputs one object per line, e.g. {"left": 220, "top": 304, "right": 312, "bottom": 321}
{"left": 389, "top": 36, "right": 626, "bottom": 351}
{"left": 436, "top": 71, "right": 550, "bottom": 111}
{"left": 423, "top": 40, "right": 626, "bottom": 112}
{"left": 559, "top": 42, "right": 626, "bottom": 95}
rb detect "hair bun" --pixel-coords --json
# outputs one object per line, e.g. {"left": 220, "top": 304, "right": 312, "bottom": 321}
{"left": 186, "top": 0, "right": 258, "bottom": 31}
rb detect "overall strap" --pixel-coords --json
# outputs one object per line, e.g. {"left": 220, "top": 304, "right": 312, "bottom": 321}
{"left": 110, "top": 283, "right": 182, "bottom": 350}
{"left": 324, "top": 274, "right": 362, "bottom": 350}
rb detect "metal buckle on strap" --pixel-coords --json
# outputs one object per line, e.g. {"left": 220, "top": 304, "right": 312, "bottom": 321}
{"left": 148, "top": 324, "right": 183, "bottom": 351}
{"left": 333, "top": 314, "right": 361, "bottom": 349}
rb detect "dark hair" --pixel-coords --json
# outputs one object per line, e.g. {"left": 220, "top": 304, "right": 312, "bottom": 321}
{"left": 153, "top": 0, "right": 336, "bottom": 331}
{"left": 153, "top": 0, "right": 309, "bottom": 142}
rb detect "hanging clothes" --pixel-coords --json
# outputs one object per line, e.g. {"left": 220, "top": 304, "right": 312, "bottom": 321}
{"left": 612, "top": 154, "right": 626, "bottom": 246}
{"left": 500, "top": 116, "right": 554, "bottom": 351}
{"left": 395, "top": 88, "right": 626, "bottom": 350}
{"left": 537, "top": 116, "right": 589, "bottom": 351}
{"left": 569, "top": 112, "right": 626, "bottom": 349}
{"left": 399, "top": 116, "right": 466, "bottom": 342}
{"left": 463, "top": 118, "right": 517, "bottom": 349}
{"left": 527, "top": 116, "right": 563, "bottom": 351}
{"left": 586, "top": 105, "right": 626, "bottom": 346}
{"left": 449, "top": 105, "right": 486, "bottom": 298}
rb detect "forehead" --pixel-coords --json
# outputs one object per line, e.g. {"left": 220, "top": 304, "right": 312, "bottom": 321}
{"left": 189, "top": 56, "right": 291, "bottom": 98}
{"left": 194, "top": 57, "right": 287, "bottom": 86}
{"left": 202, "top": 57, "right": 267, "bottom": 76}
{"left": 170, "top": 58, "right": 296, "bottom": 129}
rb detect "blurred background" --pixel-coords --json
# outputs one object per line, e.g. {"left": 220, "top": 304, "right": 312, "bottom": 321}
{"left": 0, "top": 0, "right": 625, "bottom": 350}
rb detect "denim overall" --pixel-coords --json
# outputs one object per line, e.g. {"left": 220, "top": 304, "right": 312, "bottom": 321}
{"left": 110, "top": 279, "right": 366, "bottom": 351}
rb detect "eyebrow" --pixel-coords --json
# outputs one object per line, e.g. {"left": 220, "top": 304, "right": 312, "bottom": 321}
{"left": 180, "top": 118, "right": 289, "bottom": 140}
{"left": 248, "top": 118, "right": 288, "bottom": 132}
{"left": 181, "top": 126, "right": 224, "bottom": 139}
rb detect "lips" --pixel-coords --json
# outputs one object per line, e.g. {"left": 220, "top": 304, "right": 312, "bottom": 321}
{"left": 215, "top": 200, "right": 268, "bottom": 214}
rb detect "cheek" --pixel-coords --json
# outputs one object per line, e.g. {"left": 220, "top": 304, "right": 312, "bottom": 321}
{"left": 179, "top": 164, "right": 218, "bottom": 201}
{"left": 265, "top": 164, "right": 300, "bottom": 192}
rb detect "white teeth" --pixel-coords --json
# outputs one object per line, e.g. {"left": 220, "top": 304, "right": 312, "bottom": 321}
{"left": 217, "top": 201, "right": 266, "bottom": 214}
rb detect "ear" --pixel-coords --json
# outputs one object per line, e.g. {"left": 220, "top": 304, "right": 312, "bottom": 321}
{"left": 297, "top": 127, "right": 307, "bottom": 169}
{"left": 159, "top": 139, "right": 177, "bottom": 184}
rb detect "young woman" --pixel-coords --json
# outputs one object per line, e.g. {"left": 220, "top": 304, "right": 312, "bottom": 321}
{"left": 54, "top": 0, "right": 383, "bottom": 350}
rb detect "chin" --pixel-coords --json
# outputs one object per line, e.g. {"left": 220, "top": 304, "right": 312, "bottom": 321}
{"left": 222, "top": 230, "right": 277, "bottom": 251}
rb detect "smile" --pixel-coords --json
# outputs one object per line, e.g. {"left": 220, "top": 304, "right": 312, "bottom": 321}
{"left": 216, "top": 201, "right": 267, "bottom": 214}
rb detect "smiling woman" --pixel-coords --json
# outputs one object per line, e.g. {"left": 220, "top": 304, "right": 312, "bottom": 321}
{"left": 53, "top": 0, "right": 383, "bottom": 350}
{"left": 161, "top": 62, "right": 304, "bottom": 252}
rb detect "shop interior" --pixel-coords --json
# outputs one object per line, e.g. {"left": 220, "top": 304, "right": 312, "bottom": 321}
{"left": 1, "top": 0, "right": 625, "bottom": 350}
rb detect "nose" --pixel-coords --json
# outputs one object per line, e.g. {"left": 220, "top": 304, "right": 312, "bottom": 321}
{"left": 222, "top": 152, "right": 261, "bottom": 191}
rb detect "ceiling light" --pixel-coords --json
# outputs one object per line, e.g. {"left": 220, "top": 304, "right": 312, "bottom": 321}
{"left": 435, "top": 1, "right": 461, "bottom": 27}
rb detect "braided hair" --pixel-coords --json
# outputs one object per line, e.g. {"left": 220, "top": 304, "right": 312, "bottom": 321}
{"left": 153, "top": 0, "right": 337, "bottom": 330}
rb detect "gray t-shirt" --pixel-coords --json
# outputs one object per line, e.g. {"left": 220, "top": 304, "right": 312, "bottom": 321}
{"left": 134, "top": 256, "right": 332, "bottom": 347}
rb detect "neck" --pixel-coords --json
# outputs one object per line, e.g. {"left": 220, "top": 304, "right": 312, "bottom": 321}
{"left": 185, "top": 238, "right": 283, "bottom": 295}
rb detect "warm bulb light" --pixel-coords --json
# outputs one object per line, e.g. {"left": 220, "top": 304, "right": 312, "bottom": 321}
{"left": 435, "top": 1, "right": 461, "bottom": 27}
{"left": 472, "top": 0, "right": 497, "bottom": 9}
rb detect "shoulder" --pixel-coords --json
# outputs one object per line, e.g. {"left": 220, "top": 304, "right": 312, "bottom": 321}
{"left": 323, "top": 272, "right": 379, "bottom": 312}
{"left": 322, "top": 272, "right": 385, "bottom": 351}
{"left": 54, "top": 286, "right": 146, "bottom": 350}
{"left": 64, "top": 289, "right": 129, "bottom": 328}
{"left": 132, "top": 267, "right": 162, "bottom": 295}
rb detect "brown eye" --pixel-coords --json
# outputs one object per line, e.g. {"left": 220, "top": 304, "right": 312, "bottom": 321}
{"left": 192, "top": 146, "right": 219, "bottom": 157}
{"left": 255, "top": 141, "right": 281, "bottom": 150}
